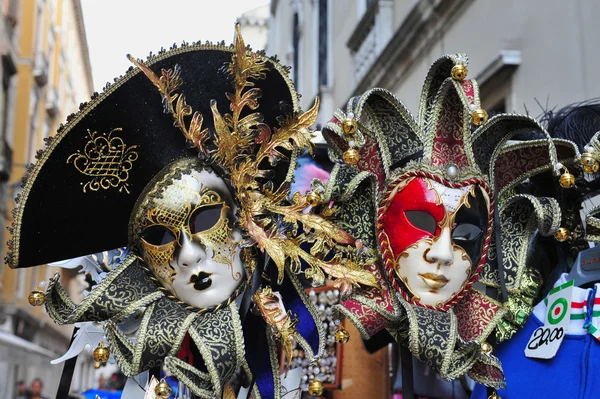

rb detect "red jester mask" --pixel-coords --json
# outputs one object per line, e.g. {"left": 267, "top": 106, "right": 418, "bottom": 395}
{"left": 378, "top": 175, "right": 492, "bottom": 310}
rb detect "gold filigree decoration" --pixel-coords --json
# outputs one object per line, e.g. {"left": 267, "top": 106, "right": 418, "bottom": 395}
{"left": 252, "top": 286, "right": 298, "bottom": 372}
{"left": 67, "top": 128, "right": 138, "bottom": 193}
{"left": 129, "top": 25, "right": 379, "bottom": 294}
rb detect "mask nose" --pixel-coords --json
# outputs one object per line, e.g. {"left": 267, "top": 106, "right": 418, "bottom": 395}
{"left": 425, "top": 227, "right": 454, "bottom": 267}
{"left": 176, "top": 231, "right": 206, "bottom": 267}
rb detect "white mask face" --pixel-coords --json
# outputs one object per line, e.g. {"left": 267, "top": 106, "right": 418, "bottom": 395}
{"left": 139, "top": 168, "right": 244, "bottom": 309}
{"left": 381, "top": 177, "right": 490, "bottom": 308}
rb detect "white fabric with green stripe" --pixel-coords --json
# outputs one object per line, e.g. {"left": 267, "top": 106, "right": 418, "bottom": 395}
{"left": 533, "top": 274, "right": 600, "bottom": 339}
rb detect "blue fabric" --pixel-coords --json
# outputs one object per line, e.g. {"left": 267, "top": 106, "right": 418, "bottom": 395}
{"left": 471, "top": 313, "right": 600, "bottom": 398}
{"left": 275, "top": 273, "right": 320, "bottom": 354}
{"left": 81, "top": 390, "right": 121, "bottom": 399}
{"left": 243, "top": 313, "right": 276, "bottom": 399}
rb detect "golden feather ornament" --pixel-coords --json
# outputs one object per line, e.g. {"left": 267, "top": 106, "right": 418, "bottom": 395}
{"left": 129, "top": 25, "right": 379, "bottom": 293}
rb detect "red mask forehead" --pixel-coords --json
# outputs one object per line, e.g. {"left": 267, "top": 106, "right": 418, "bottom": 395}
{"left": 381, "top": 177, "right": 444, "bottom": 255}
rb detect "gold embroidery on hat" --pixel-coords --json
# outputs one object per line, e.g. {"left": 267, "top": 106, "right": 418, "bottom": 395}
{"left": 68, "top": 128, "right": 138, "bottom": 193}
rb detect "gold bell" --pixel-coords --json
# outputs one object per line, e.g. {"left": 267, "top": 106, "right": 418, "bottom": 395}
{"left": 559, "top": 167, "right": 575, "bottom": 188}
{"left": 154, "top": 379, "right": 172, "bottom": 399}
{"left": 28, "top": 288, "right": 45, "bottom": 307}
{"left": 334, "top": 325, "right": 350, "bottom": 344}
{"left": 308, "top": 379, "right": 324, "bottom": 397}
{"left": 93, "top": 341, "right": 110, "bottom": 363}
{"left": 451, "top": 64, "right": 468, "bottom": 80}
{"left": 581, "top": 152, "right": 600, "bottom": 174}
{"left": 554, "top": 227, "right": 570, "bottom": 242}
{"left": 341, "top": 118, "right": 358, "bottom": 135}
{"left": 481, "top": 341, "right": 492, "bottom": 355}
{"left": 471, "top": 108, "right": 488, "bottom": 125}
{"left": 343, "top": 147, "right": 360, "bottom": 165}
{"left": 306, "top": 191, "right": 322, "bottom": 207}
{"left": 488, "top": 390, "right": 501, "bottom": 399}
{"left": 94, "top": 361, "right": 102, "bottom": 369}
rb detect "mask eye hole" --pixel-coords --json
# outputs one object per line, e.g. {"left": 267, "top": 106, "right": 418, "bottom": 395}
{"left": 405, "top": 210, "right": 436, "bottom": 234}
{"left": 141, "top": 225, "right": 176, "bottom": 246}
{"left": 190, "top": 204, "right": 224, "bottom": 234}
{"left": 452, "top": 223, "right": 483, "bottom": 241}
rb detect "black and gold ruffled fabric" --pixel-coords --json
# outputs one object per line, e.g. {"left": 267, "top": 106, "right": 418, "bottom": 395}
{"left": 318, "top": 55, "right": 580, "bottom": 388}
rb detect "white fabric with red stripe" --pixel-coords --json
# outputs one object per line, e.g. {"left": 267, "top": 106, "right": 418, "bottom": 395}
{"left": 533, "top": 273, "right": 600, "bottom": 338}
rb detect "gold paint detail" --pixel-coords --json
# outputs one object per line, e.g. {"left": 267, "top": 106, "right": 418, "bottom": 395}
{"left": 252, "top": 286, "right": 298, "bottom": 373}
{"left": 419, "top": 272, "right": 449, "bottom": 290}
{"left": 141, "top": 185, "right": 240, "bottom": 286}
{"left": 67, "top": 128, "right": 138, "bottom": 194}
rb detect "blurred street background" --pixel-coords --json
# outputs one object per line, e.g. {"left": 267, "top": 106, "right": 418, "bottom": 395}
{"left": 0, "top": 1, "right": 599, "bottom": 398}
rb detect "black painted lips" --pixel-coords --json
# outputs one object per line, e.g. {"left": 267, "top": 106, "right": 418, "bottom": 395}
{"left": 189, "top": 271, "right": 213, "bottom": 291}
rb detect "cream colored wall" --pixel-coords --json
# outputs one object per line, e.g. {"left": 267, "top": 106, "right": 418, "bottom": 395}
{"left": 329, "top": 0, "right": 359, "bottom": 111}
{"left": 391, "top": 0, "right": 600, "bottom": 116}
{"left": 270, "top": 0, "right": 600, "bottom": 120}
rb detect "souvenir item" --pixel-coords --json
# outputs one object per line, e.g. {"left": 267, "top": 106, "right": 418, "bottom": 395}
{"left": 471, "top": 274, "right": 600, "bottom": 398}
{"left": 317, "top": 54, "right": 579, "bottom": 388}
{"left": 6, "top": 26, "right": 376, "bottom": 399}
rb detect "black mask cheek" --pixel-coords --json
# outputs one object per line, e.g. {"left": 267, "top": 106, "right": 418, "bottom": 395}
{"left": 453, "top": 186, "right": 489, "bottom": 269}
{"left": 454, "top": 238, "right": 484, "bottom": 269}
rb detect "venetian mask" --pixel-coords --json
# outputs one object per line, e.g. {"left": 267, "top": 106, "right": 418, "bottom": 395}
{"left": 133, "top": 159, "right": 245, "bottom": 309}
{"left": 379, "top": 175, "right": 490, "bottom": 308}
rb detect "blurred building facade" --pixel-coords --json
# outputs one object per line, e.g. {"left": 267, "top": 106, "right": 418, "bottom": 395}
{"left": 0, "top": 0, "right": 95, "bottom": 397}
{"left": 267, "top": 0, "right": 600, "bottom": 129}
{"left": 238, "top": 3, "right": 269, "bottom": 51}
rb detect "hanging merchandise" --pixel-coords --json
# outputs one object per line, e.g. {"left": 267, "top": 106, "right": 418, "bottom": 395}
{"left": 6, "top": 26, "right": 378, "bottom": 399}
{"left": 470, "top": 101, "right": 600, "bottom": 398}
{"left": 471, "top": 274, "right": 600, "bottom": 398}
{"left": 315, "top": 54, "right": 580, "bottom": 390}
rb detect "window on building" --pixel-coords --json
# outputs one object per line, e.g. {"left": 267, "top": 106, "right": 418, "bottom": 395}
{"left": 357, "top": 0, "right": 375, "bottom": 19}
{"left": 47, "top": 31, "right": 55, "bottom": 86}
{"left": 318, "top": 0, "right": 328, "bottom": 87}
{"left": 27, "top": 87, "right": 40, "bottom": 163}
{"left": 488, "top": 100, "right": 506, "bottom": 116}
{"left": 4, "top": 0, "right": 19, "bottom": 37}
{"left": 34, "top": 3, "right": 43, "bottom": 54}
{"left": 30, "top": 265, "right": 38, "bottom": 292}
{"left": 293, "top": 12, "right": 300, "bottom": 87}
{"left": 42, "top": 116, "right": 51, "bottom": 139}
{"left": 15, "top": 268, "right": 25, "bottom": 299}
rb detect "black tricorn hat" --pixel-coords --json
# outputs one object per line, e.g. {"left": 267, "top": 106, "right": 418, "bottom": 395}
{"left": 7, "top": 41, "right": 298, "bottom": 269}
